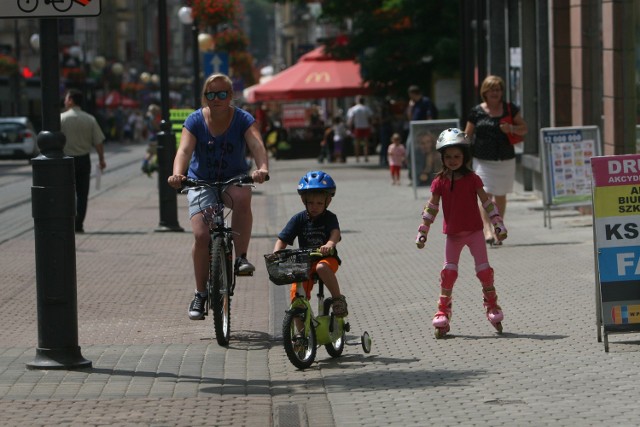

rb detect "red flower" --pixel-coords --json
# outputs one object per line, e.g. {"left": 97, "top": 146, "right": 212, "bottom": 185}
{"left": 213, "top": 28, "right": 248, "bottom": 52}
{"left": 191, "top": 0, "right": 242, "bottom": 28}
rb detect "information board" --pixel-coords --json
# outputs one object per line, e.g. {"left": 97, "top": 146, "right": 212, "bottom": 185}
{"left": 591, "top": 154, "right": 640, "bottom": 352}
{"left": 409, "top": 119, "right": 459, "bottom": 199}
{"left": 540, "top": 126, "right": 601, "bottom": 227}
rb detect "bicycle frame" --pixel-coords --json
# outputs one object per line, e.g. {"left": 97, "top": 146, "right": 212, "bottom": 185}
{"left": 292, "top": 281, "right": 345, "bottom": 346}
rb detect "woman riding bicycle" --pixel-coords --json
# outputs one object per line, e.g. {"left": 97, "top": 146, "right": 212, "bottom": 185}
{"left": 167, "top": 73, "right": 269, "bottom": 320}
{"left": 272, "top": 170, "right": 348, "bottom": 317}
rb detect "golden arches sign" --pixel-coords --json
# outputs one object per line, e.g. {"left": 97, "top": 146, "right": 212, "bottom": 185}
{"left": 304, "top": 72, "right": 331, "bottom": 84}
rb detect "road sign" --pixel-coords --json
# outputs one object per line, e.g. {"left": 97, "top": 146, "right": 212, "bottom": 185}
{"left": 2, "top": 0, "right": 101, "bottom": 18}
{"left": 202, "top": 52, "right": 229, "bottom": 77}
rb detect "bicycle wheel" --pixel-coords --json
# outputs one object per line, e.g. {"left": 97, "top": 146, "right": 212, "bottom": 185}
{"left": 323, "top": 299, "right": 345, "bottom": 358}
{"left": 282, "top": 308, "right": 316, "bottom": 369}
{"left": 48, "top": 0, "right": 73, "bottom": 12}
{"left": 18, "top": 0, "right": 38, "bottom": 13}
{"left": 209, "top": 237, "right": 231, "bottom": 346}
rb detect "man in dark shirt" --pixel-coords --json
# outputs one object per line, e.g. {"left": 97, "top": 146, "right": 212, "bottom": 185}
{"left": 408, "top": 85, "right": 438, "bottom": 121}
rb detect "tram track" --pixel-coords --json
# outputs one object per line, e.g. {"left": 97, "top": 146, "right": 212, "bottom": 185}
{"left": 0, "top": 143, "right": 147, "bottom": 244}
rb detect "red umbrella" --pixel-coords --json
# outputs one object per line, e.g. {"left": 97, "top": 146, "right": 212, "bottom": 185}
{"left": 249, "top": 47, "right": 368, "bottom": 102}
{"left": 96, "top": 91, "right": 140, "bottom": 108}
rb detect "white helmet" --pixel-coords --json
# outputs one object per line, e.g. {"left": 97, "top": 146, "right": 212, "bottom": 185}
{"left": 436, "top": 128, "right": 469, "bottom": 152}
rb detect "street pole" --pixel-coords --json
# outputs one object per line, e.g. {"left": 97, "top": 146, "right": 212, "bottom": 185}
{"left": 27, "top": 18, "right": 91, "bottom": 370}
{"left": 155, "top": 0, "right": 184, "bottom": 232}
{"left": 192, "top": 19, "right": 201, "bottom": 109}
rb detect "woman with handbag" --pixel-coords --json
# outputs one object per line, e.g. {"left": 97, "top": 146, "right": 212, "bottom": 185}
{"left": 464, "top": 75, "right": 527, "bottom": 245}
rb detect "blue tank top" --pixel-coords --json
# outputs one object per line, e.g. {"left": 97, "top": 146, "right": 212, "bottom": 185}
{"left": 184, "top": 107, "right": 255, "bottom": 181}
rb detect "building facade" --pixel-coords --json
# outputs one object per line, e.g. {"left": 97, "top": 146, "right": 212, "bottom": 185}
{"left": 462, "top": 0, "right": 637, "bottom": 193}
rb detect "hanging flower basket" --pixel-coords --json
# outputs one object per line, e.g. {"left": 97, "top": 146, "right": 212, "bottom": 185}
{"left": 191, "top": 0, "right": 241, "bottom": 28}
{"left": 0, "top": 54, "right": 18, "bottom": 76}
{"left": 213, "top": 28, "right": 248, "bottom": 52}
{"left": 230, "top": 51, "right": 257, "bottom": 86}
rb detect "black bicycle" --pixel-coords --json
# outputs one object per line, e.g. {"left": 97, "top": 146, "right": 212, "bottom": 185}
{"left": 182, "top": 174, "right": 265, "bottom": 346}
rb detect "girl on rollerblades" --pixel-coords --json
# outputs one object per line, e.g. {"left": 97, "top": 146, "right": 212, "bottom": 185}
{"left": 415, "top": 128, "right": 507, "bottom": 338}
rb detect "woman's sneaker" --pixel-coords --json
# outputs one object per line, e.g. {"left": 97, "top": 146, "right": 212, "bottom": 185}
{"left": 331, "top": 295, "right": 348, "bottom": 317}
{"left": 188, "top": 292, "right": 207, "bottom": 320}
{"left": 235, "top": 257, "right": 255, "bottom": 275}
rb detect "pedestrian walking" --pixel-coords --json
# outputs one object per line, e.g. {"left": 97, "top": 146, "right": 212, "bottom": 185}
{"left": 464, "top": 75, "right": 527, "bottom": 246}
{"left": 60, "top": 88, "right": 106, "bottom": 233}
{"left": 387, "top": 133, "right": 406, "bottom": 185}
{"left": 346, "top": 96, "right": 373, "bottom": 162}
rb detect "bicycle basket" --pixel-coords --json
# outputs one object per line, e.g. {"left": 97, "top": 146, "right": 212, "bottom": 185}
{"left": 264, "top": 249, "right": 311, "bottom": 285}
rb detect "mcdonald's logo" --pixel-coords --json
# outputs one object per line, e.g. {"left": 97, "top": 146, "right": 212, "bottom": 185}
{"left": 305, "top": 72, "right": 331, "bottom": 83}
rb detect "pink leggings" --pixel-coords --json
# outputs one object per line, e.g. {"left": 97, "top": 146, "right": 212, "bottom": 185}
{"left": 444, "top": 229, "right": 490, "bottom": 273}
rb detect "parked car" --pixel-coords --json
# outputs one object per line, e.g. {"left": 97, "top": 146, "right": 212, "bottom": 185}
{"left": 0, "top": 117, "right": 39, "bottom": 160}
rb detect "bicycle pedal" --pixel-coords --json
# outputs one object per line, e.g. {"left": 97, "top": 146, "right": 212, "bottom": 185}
{"left": 235, "top": 270, "right": 253, "bottom": 277}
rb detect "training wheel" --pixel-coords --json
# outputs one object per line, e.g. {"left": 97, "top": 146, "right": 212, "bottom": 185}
{"left": 361, "top": 331, "right": 372, "bottom": 353}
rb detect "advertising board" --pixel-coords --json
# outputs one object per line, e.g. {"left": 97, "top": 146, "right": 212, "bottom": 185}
{"left": 591, "top": 154, "right": 640, "bottom": 351}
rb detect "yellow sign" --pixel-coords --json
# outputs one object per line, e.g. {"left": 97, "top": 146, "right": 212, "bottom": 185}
{"left": 170, "top": 109, "right": 194, "bottom": 146}
{"left": 305, "top": 72, "right": 330, "bottom": 84}
{"left": 594, "top": 185, "right": 640, "bottom": 218}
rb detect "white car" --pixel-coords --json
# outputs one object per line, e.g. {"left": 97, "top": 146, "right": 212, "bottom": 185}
{"left": 0, "top": 117, "right": 39, "bottom": 160}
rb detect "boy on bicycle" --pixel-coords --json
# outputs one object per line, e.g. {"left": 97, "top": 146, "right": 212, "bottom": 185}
{"left": 272, "top": 170, "right": 348, "bottom": 317}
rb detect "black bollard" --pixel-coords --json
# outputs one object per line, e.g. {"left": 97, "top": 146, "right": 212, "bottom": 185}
{"left": 155, "top": 0, "right": 183, "bottom": 233}
{"left": 26, "top": 131, "right": 91, "bottom": 370}
{"left": 155, "top": 119, "right": 183, "bottom": 232}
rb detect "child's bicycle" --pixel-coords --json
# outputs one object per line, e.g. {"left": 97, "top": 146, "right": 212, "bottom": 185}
{"left": 182, "top": 175, "right": 265, "bottom": 346}
{"left": 264, "top": 248, "right": 372, "bottom": 370}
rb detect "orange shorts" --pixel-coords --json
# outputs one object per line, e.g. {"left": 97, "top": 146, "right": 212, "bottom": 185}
{"left": 290, "top": 257, "right": 339, "bottom": 302}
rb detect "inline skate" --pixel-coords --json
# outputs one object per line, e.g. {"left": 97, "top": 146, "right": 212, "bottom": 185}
{"left": 432, "top": 295, "right": 452, "bottom": 339}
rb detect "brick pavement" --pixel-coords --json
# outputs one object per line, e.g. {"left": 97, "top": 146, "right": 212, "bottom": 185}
{"left": 2, "top": 148, "right": 640, "bottom": 426}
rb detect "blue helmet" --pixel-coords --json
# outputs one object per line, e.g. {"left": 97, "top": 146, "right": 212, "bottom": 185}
{"left": 297, "top": 170, "right": 336, "bottom": 196}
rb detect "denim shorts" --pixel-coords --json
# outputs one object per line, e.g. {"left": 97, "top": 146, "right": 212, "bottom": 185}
{"left": 187, "top": 187, "right": 220, "bottom": 218}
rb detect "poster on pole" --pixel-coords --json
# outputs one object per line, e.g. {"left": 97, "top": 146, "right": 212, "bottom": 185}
{"left": 591, "top": 154, "right": 640, "bottom": 351}
{"left": 540, "top": 126, "right": 601, "bottom": 227}
{"left": 409, "top": 119, "right": 459, "bottom": 199}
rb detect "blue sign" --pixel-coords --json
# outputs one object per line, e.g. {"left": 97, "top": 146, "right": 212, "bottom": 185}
{"left": 202, "top": 52, "right": 229, "bottom": 77}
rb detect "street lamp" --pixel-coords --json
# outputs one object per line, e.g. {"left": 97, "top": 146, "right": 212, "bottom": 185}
{"left": 178, "top": 6, "right": 201, "bottom": 109}
{"left": 29, "top": 33, "right": 40, "bottom": 51}
{"left": 198, "top": 33, "right": 214, "bottom": 51}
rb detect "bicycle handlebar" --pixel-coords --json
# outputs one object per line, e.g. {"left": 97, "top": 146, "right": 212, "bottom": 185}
{"left": 181, "top": 174, "right": 269, "bottom": 192}
{"left": 273, "top": 247, "right": 335, "bottom": 258}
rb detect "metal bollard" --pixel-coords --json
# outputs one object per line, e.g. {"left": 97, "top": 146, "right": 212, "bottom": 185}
{"left": 155, "top": 119, "right": 183, "bottom": 232}
{"left": 26, "top": 130, "right": 91, "bottom": 370}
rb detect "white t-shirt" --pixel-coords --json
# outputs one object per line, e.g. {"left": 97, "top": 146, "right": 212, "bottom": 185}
{"left": 347, "top": 103, "right": 373, "bottom": 129}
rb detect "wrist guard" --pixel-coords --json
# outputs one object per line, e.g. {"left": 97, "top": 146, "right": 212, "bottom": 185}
{"left": 421, "top": 202, "right": 439, "bottom": 223}
{"left": 416, "top": 224, "right": 430, "bottom": 249}
{"left": 482, "top": 200, "right": 508, "bottom": 241}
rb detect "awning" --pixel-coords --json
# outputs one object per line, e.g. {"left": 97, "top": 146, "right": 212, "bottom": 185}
{"left": 247, "top": 47, "right": 368, "bottom": 102}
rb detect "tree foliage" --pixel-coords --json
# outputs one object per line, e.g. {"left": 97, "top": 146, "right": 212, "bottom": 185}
{"left": 271, "top": 0, "right": 459, "bottom": 97}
